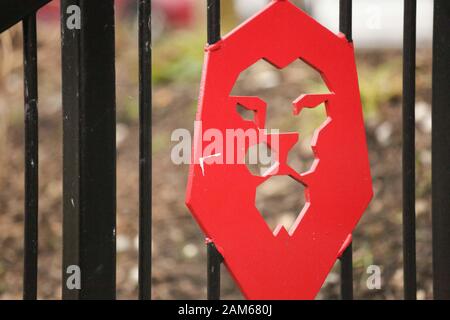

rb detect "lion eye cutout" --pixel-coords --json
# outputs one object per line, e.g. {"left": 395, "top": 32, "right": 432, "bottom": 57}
{"left": 236, "top": 103, "right": 255, "bottom": 122}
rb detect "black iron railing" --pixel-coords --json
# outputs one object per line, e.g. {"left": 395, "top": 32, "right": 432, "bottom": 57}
{"left": 61, "top": 0, "right": 117, "bottom": 300}
{"left": 431, "top": 0, "right": 450, "bottom": 300}
{"left": 338, "top": 0, "right": 354, "bottom": 301}
{"left": 138, "top": 0, "right": 153, "bottom": 301}
{"left": 22, "top": 11, "right": 39, "bottom": 301}
{"left": 0, "top": 0, "right": 448, "bottom": 300}
{"left": 402, "top": 0, "right": 417, "bottom": 301}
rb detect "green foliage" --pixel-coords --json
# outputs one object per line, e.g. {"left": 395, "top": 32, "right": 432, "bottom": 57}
{"left": 358, "top": 56, "right": 403, "bottom": 117}
{"left": 153, "top": 30, "right": 206, "bottom": 85}
{"left": 152, "top": 132, "right": 170, "bottom": 155}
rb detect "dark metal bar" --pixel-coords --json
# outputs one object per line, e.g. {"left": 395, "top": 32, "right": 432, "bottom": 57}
{"left": 339, "top": 0, "right": 353, "bottom": 300}
{"left": 207, "top": 0, "right": 221, "bottom": 45}
{"left": 432, "top": 0, "right": 450, "bottom": 300}
{"left": 205, "top": 0, "right": 223, "bottom": 301}
{"left": 61, "top": 0, "right": 81, "bottom": 300}
{"left": 340, "top": 242, "right": 353, "bottom": 300}
{"left": 207, "top": 242, "right": 223, "bottom": 300}
{"left": 22, "top": 13, "right": 39, "bottom": 301}
{"left": 62, "top": 0, "right": 117, "bottom": 300}
{"left": 339, "top": 0, "right": 352, "bottom": 42}
{"left": 0, "top": 0, "right": 51, "bottom": 34}
{"left": 138, "top": 0, "right": 152, "bottom": 300}
{"left": 402, "top": 0, "right": 417, "bottom": 301}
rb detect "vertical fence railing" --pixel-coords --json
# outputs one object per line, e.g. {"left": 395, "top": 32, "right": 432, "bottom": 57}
{"left": 207, "top": 241, "right": 223, "bottom": 300}
{"left": 402, "top": 0, "right": 417, "bottom": 301}
{"left": 205, "top": 0, "right": 224, "bottom": 301}
{"left": 138, "top": 0, "right": 153, "bottom": 301}
{"left": 339, "top": 0, "right": 352, "bottom": 40}
{"left": 61, "top": 0, "right": 117, "bottom": 300}
{"left": 1, "top": 0, "right": 449, "bottom": 301}
{"left": 22, "top": 12, "right": 39, "bottom": 301}
{"left": 432, "top": 0, "right": 450, "bottom": 300}
{"left": 340, "top": 243, "right": 353, "bottom": 300}
{"left": 207, "top": 0, "right": 221, "bottom": 45}
{"left": 339, "top": 0, "right": 354, "bottom": 301}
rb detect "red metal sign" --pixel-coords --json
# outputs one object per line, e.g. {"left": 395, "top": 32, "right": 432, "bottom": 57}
{"left": 186, "top": 0, "right": 373, "bottom": 299}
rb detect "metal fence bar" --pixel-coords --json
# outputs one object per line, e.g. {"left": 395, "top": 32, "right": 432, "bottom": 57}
{"left": 207, "top": 242, "right": 223, "bottom": 300}
{"left": 205, "top": 0, "right": 223, "bottom": 301}
{"left": 22, "top": 13, "right": 39, "bottom": 301}
{"left": 61, "top": 0, "right": 81, "bottom": 299}
{"left": 339, "top": 0, "right": 354, "bottom": 301}
{"left": 138, "top": 0, "right": 153, "bottom": 300}
{"left": 402, "top": 0, "right": 417, "bottom": 301}
{"left": 61, "top": 0, "right": 117, "bottom": 299}
{"left": 339, "top": 0, "right": 352, "bottom": 42}
{"left": 207, "top": 0, "right": 221, "bottom": 45}
{"left": 432, "top": 0, "right": 450, "bottom": 300}
{"left": 340, "top": 242, "right": 353, "bottom": 300}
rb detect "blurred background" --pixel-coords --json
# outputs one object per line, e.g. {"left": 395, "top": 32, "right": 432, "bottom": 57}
{"left": 0, "top": 0, "right": 433, "bottom": 299}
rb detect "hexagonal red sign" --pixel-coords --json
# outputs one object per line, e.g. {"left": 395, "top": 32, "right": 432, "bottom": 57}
{"left": 186, "top": 0, "right": 373, "bottom": 299}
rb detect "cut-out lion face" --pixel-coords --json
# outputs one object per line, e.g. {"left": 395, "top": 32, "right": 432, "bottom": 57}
{"left": 186, "top": 1, "right": 372, "bottom": 299}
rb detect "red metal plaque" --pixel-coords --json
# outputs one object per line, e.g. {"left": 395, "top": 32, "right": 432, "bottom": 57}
{"left": 186, "top": 0, "right": 373, "bottom": 299}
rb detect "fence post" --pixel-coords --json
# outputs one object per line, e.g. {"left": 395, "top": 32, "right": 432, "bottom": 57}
{"left": 22, "top": 13, "right": 39, "bottom": 301}
{"left": 402, "top": 0, "right": 417, "bottom": 300}
{"left": 432, "top": 0, "right": 450, "bottom": 300}
{"left": 61, "top": 0, "right": 117, "bottom": 300}
{"left": 339, "top": 0, "right": 354, "bottom": 301}
{"left": 205, "top": 0, "right": 223, "bottom": 301}
{"left": 207, "top": 242, "right": 223, "bottom": 300}
{"left": 138, "top": 0, "right": 152, "bottom": 300}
